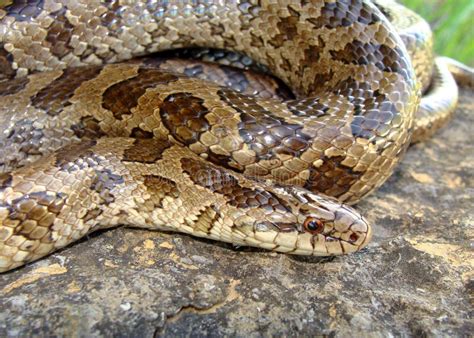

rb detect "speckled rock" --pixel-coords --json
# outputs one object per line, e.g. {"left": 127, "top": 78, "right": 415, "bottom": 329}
{"left": 0, "top": 88, "right": 472, "bottom": 337}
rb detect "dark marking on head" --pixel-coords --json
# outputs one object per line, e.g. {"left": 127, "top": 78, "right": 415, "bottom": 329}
{"left": 90, "top": 169, "right": 124, "bottom": 205}
{"left": 102, "top": 68, "right": 178, "bottom": 120}
{"left": 32, "top": 66, "right": 103, "bottom": 116}
{"left": 45, "top": 7, "right": 74, "bottom": 58}
{"left": 305, "top": 156, "right": 363, "bottom": 198}
{"left": 160, "top": 92, "right": 210, "bottom": 145}
{"left": 70, "top": 116, "right": 106, "bottom": 139}
{"left": 3, "top": 0, "right": 44, "bottom": 21}
{"left": 181, "top": 157, "right": 289, "bottom": 212}
{"left": 122, "top": 139, "right": 171, "bottom": 164}
{"left": 257, "top": 220, "right": 295, "bottom": 233}
{"left": 143, "top": 175, "right": 179, "bottom": 208}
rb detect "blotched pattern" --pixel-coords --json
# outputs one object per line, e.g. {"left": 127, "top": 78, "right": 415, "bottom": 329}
{"left": 0, "top": 0, "right": 464, "bottom": 272}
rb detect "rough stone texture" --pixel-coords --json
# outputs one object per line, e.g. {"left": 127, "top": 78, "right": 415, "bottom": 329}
{"left": 0, "top": 88, "right": 472, "bottom": 337}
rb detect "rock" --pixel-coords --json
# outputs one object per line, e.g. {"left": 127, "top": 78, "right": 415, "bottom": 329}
{"left": 0, "top": 88, "right": 472, "bottom": 336}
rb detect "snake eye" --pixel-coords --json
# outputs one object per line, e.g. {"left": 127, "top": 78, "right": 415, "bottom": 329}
{"left": 303, "top": 217, "right": 324, "bottom": 234}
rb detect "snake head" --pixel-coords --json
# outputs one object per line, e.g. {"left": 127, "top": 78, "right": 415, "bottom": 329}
{"left": 241, "top": 186, "right": 372, "bottom": 256}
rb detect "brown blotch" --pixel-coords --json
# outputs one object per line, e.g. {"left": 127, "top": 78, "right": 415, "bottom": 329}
{"left": 309, "top": 71, "right": 335, "bottom": 96}
{"left": 270, "top": 11, "right": 300, "bottom": 47}
{"left": 102, "top": 68, "right": 178, "bottom": 120}
{"left": 54, "top": 140, "right": 98, "bottom": 169}
{"left": 301, "top": 39, "right": 326, "bottom": 68}
{"left": 0, "top": 44, "right": 16, "bottom": 80}
{"left": 32, "top": 66, "right": 103, "bottom": 116}
{"left": 160, "top": 92, "right": 210, "bottom": 145}
{"left": 143, "top": 175, "right": 179, "bottom": 208}
{"left": 45, "top": 7, "right": 74, "bottom": 58}
{"left": 0, "top": 77, "right": 29, "bottom": 96}
{"left": 0, "top": 173, "right": 13, "bottom": 192}
{"left": 90, "top": 169, "right": 124, "bottom": 205}
{"left": 122, "top": 139, "right": 171, "bottom": 164}
{"left": 130, "top": 127, "right": 154, "bottom": 139}
{"left": 251, "top": 33, "right": 265, "bottom": 48}
{"left": 8, "top": 191, "right": 67, "bottom": 241}
{"left": 181, "top": 157, "right": 289, "bottom": 212}
{"left": 82, "top": 208, "right": 103, "bottom": 223}
{"left": 305, "top": 156, "right": 363, "bottom": 198}
{"left": 71, "top": 116, "right": 106, "bottom": 139}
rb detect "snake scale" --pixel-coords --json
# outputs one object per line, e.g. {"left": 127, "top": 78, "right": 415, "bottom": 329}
{"left": 0, "top": 0, "right": 472, "bottom": 273}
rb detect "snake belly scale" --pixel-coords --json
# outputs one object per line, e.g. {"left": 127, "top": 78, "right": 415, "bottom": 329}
{"left": 0, "top": 0, "right": 464, "bottom": 272}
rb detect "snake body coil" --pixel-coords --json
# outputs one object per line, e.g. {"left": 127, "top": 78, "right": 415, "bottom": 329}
{"left": 0, "top": 0, "right": 467, "bottom": 272}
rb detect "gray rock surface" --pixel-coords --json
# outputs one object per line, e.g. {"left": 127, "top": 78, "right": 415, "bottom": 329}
{"left": 0, "top": 88, "right": 472, "bottom": 337}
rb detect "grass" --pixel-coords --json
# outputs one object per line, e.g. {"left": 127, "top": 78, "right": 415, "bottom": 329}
{"left": 401, "top": 0, "right": 473, "bottom": 66}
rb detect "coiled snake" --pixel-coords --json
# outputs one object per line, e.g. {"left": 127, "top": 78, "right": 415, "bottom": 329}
{"left": 0, "top": 0, "right": 472, "bottom": 272}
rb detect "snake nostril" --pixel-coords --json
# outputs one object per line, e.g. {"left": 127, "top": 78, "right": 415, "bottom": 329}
{"left": 349, "top": 233, "right": 359, "bottom": 242}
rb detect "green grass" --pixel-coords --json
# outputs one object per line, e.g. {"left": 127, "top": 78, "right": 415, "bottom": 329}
{"left": 401, "top": 0, "right": 474, "bottom": 66}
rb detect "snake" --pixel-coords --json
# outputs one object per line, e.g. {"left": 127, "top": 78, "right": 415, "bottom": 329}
{"left": 0, "top": 0, "right": 472, "bottom": 273}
